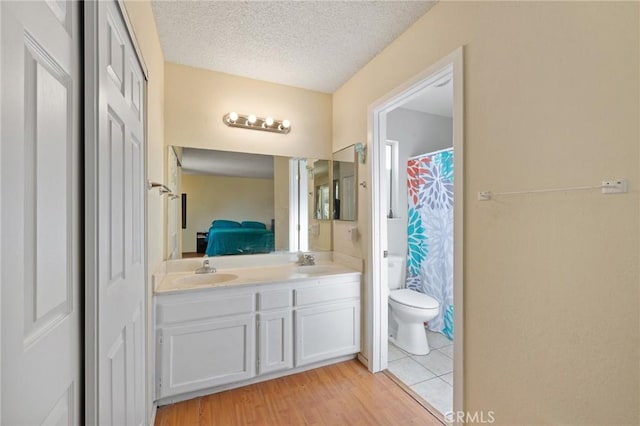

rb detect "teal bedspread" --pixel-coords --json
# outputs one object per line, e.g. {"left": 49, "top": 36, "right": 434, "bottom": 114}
{"left": 205, "top": 227, "right": 274, "bottom": 256}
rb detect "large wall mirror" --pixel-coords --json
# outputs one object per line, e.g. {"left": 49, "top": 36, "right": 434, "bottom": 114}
{"left": 306, "top": 159, "right": 333, "bottom": 251}
{"left": 311, "top": 159, "right": 331, "bottom": 220}
{"left": 173, "top": 146, "right": 332, "bottom": 257}
{"left": 332, "top": 145, "right": 357, "bottom": 221}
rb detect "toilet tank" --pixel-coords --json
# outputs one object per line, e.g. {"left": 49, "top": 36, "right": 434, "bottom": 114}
{"left": 387, "top": 255, "right": 405, "bottom": 290}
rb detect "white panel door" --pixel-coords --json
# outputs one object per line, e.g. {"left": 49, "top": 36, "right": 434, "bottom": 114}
{"left": 90, "top": 1, "right": 146, "bottom": 424}
{"left": 1, "top": 1, "right": 81, "bottom": 424}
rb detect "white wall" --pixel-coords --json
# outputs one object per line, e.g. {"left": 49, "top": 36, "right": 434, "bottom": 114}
{"left": 386, "top": 108, "right": 453, "bottom": 257}
{"left": 181, "top": 174, "right": 275, "bottom": 252}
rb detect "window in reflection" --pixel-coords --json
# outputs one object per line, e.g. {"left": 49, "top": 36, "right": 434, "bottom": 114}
{"left": 386, "top": 140, "right": 399, "bottom": 218}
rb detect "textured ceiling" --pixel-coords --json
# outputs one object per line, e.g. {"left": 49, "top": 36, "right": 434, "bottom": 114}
{"left": 182, "top": 148, "right": 274, "bottom": 178}
{"left": 151, "top": 1, "right": 436, "bottom": 93}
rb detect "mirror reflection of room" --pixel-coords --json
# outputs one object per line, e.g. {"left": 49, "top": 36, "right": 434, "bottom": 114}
{"left": 175, "top": 148, "right": 332, "bottom": 258}
{"left": 308, "top": 159, "right": 332, "bottom": 251}
{"left": 178, "top": 148, "right": 283, "bottom": 257}
{"left": 312, "top": 159, "right": 330, "bottom": 220}
{"left": 332, "top": 145, "right": 357, "bottom": 221}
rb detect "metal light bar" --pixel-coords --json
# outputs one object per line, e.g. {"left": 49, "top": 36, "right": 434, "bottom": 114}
{"left": 222, "top": 112, "right": 291, "bottom": 134}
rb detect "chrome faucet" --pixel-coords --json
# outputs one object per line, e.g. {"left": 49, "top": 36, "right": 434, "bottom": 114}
{"left": 298, "top": 253, "right": 316, "bottom": 266}
{"left": 195, "top": 259, "right": 217, "bottom": 274}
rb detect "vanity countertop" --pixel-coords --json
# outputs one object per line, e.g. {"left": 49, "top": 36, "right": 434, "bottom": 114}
{"left": 154, "top": 262, "right": 361, "bottom": 295}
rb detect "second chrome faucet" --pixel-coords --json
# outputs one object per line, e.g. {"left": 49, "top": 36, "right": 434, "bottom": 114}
{"left": 298, "top": 253, "right": 316, "bottom": 266}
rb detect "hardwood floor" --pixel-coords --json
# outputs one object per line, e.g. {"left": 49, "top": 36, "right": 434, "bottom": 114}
{"left": 155, "top": 360, "right": 443, "bottom": 425}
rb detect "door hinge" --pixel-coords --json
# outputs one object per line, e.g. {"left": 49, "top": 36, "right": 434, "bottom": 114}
{"left": 158, "top": 377, "right": 162, "bottom": 388}
{"left": 159, "top": 335, "right": 163, "bottom": 345}
{"left": 383, "top": 250, "right": 389, "bottom": 258}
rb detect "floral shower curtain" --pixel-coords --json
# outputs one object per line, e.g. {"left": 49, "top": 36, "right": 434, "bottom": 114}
{"left": 406, "top": 148, "right": 454, "bottom": 340}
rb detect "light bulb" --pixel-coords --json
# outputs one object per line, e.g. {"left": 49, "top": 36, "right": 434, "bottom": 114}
{"left": 281, "top": 119, "right": 291, "bottom": 129}
{"left": 265, "top": 117, "right": 274, "bottom": 127}
{"left": 247, "top": 114, "right": 257, "bottom": 125}
{"left": 228, "top": 111, "right": 238, "bottom": 122}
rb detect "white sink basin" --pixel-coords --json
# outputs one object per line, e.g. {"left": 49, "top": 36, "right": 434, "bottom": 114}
{"left": 173, "top": 273, "right": 239, "bottom": 287}
{"left": 293, "top": 265, "right": 340, "bottom": 275}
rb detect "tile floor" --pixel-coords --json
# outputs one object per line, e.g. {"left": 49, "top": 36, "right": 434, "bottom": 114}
{"left": 387, "top": 330, "right": 453, "bottom": 416}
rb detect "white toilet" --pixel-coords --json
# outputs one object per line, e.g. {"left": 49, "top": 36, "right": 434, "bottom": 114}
{"left": 388, "top": 256, "right": 439, "bottom": 355}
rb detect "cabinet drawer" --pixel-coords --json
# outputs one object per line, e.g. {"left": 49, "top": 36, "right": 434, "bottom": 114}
{"left": 258, "top": 289, "right": 291, "bottom": 311}
{"left": 157, "top": 292, "right": 255, "bottom": 324}
{"left": 294, "top": 280, "right": 360, "bottom": 306}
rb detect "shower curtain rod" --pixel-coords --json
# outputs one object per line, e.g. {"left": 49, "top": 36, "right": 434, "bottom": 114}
{"left": 408, "top": 146, "right": 453, "bottom": 160}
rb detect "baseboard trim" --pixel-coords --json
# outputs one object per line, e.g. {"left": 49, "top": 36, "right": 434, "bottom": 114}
{"left": 148, "top": 402, "right": 157, "bottom": 426}
{"left": 155, "top": 354, "right": 357, "bottom": 407}
{"left": 357, "top": 352, "right": 369, "bottom": 369}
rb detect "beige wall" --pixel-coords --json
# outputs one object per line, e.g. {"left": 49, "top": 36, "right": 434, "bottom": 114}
{"left": 164, "top": 62, "right": 332, "bottom": 160}
{"left": 122, "top": 0, "right": 165, "bottom": 422}
{"left": 333, "top": 2, "right": 639, "bottom": 425}
{"left": 181, "top": 174, "right": 275, "bottom": 253}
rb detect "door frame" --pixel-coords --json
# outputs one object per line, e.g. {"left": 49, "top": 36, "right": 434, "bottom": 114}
{"left": 84, "top": 1, "right": 150, "bottom": 423}
{"left": 367, "top": 47, "right": 464, "bottom": 414}
{"left": 0, "top": 2, "right": 3, "bottom": 421}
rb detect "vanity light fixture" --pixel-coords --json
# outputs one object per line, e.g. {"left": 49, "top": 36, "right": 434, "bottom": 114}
{"left": 223, "top": 112, "right": 291, "bottom": 134}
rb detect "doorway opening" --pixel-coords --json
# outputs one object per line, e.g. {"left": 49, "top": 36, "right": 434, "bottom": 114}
{"left": 367, "top": 48, "right": 463, "bottom": 421}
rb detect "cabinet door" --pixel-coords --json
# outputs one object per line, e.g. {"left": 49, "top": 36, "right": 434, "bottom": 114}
{"left": 258, "top": 310, "right": 293, "bottom": 375}
{"left": 295, "top": 300, "right": 360, "bottom": 367}
{"left": 157, "top": 314, "right": 255, "bottom": 398}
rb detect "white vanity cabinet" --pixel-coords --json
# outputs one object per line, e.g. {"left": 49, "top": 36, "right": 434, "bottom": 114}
{"left": 155, "top": 289, "right": 256, "bottom": 398}
{"left": 256, "top": 289, "right": 293, "bottom": 375}
{"left": 155, "top": 271, "right": 361, "bottom": 402}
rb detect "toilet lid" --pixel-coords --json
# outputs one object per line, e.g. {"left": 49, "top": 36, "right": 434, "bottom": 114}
{"left": 389, "top": 289, "right": 439, "bottom": 309}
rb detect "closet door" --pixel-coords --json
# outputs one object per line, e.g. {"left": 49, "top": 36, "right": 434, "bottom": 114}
{"left": 85, "top": 1, "right": 147, "bottom": 424}
{"left": 1, "top": 1, "right": 81, "bottom": 424}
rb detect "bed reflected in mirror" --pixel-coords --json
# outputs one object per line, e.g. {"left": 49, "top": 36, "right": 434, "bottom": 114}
{"left": 171, "top": 147, "right": 332, "bottom": 258}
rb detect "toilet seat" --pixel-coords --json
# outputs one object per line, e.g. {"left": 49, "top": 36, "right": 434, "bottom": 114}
{"left": 389, "top": 288, "right": 439, "bottom": 309}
